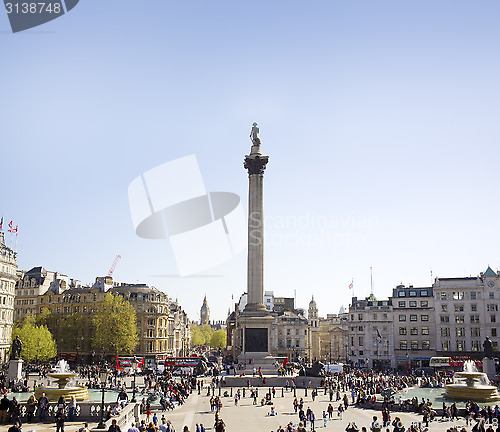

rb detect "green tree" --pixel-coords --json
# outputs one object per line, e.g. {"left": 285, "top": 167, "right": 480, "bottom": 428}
{"left": 92, "top": 293, "right": 138, "bottom": 356}
{"left": 209, "top": 329, "right": 227, "bottom": 349}
{"left": 190, "top": 324, "right": 214, "bottom": 347}
{"left": 12, "top": 318, "right": 57, "bottom": 362}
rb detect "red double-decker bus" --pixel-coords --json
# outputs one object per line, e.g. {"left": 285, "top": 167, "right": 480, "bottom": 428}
{"left": 111, "top": 356, "right": 145, "bottom": 372}
{"left": 164, "top": 357, "right": 201, "bottom": 372}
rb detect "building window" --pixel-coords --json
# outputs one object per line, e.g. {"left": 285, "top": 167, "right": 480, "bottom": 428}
{"left": 421, "top": 315, "right": 429, "bottom": 321}
{"left": 453, "top": 292, "right": 464, "bottom": 300}
{"left": 454, "top": 305, "right": 464, "bottom": 312}
{"left": 422, "top": 327, "right": 429, "bottom": 335}
{"left": 470, "top": 291, "right": 477, "bottom": 300}
{"left": 410, "top": 328, "right": 418, "bottom": 335}
{"left": 456, "top": 328, "right": 465, "bottom": 337}
{"left": 455, "top": 316, "right": 465, "bottom": 324}
{"left": 471, "top": 304, "right": 477, "bottom": 312}
{"left": 400, "top": 341, "right": 407, "bottom": 350}
{"left": 471, "top": 328, "right": 481, "bottom": 337}
{"left": 421, "top": 290, "right": 428, "bottom": 296}
{"left": 409, "top": 301, "right": 417, "bottom": 308}
{"left": 492, "top": 328, "right": 497, "bottom": 337}
{"left": 398, "top": 292, "right": 406, "bottom": 297}
{"left": 422, "top": 340, "right": 430, "bottom": 349}
{"left": 440, "top": 292, "right": 447, "bottom": 300}
{"left": 411, "top": 340, "right": 419, "bottom": 350}
{"left": 420, "top": 301, "right": 428, "bottom": 307}
{"left": 493, "top": 342, "right": 499, "bottom": 351}
{"left": 358, "top": 326, "right": 363, "bottom": 331}
{"left": 373, "top": 313, "right": 377, "bottom": 320}
{"left": 440, "top": 316, "right": 449, "bottom": 323}
{"left": 358, "top": 314, "right": 363, "bottom": 321}
{"left": 398, "top": 301, "right": 405, "bottom": 307}
{"left": 358, "top": 336, "right": 363, "bottom": 346}
{"left": 441, "top": 304, "right": 447, "bottom": 312}
{"left": 470, "top": 315, "right": 480, "bottom": 323}
{"left": 409, "top": 291, "right": 417, "bottom": 297}
{"left": 410, "top": 315, "right": 417, "bottom": 321}
{"left": 457, "top": 340, "right": 465, "bottom": 351}
{"left": 441, "top": 328, "right": 450, "bottom": 337}
{"left": 489, "top": 292, "right": 495, "bottom": 299}
{"left": 471, "top": 340, "right": 480, "bottom": 351}
{"left": 487, "top": 304, "right": 498, "bottom": 312}
{"left": 399, "top": 327, "right": 407, "bottom": 335}
{"left": 399, "top": 315, "right": 406, "bottom": 322}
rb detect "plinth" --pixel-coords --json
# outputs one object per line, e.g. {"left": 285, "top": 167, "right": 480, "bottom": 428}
{"left": 483, "top": 357, "right": 496, "bottom": 381}
{"left": 7, "top": 359, "right": 23, "bottom": 380}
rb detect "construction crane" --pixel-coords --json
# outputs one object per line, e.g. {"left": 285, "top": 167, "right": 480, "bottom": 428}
{"left": 108, "top": 255, "right": 121, "bottom": 277}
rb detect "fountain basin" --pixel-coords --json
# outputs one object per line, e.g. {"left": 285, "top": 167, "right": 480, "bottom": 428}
{"left": 443, "top": 361, "right": 500, "bottom": 403}
{"left": 35, "top": 385, "right": 90, "bottom": 402}
{"left": 47, "top": 372, "right": 78, "bottom": 389}
{"left": 444, "top": 384, "right": 500, "bottom": 402}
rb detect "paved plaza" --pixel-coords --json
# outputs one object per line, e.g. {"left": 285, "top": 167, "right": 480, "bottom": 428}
{"left": 0, "top": 375, "right": 477, "bottom": 432}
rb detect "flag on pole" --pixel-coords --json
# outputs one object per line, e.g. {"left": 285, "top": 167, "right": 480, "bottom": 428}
{"left": 377, "top": 328, "right": 382, "bottom": 342}
{"left": 349, "top": 281, "right": 353, "bottom": 289}
{"left": 0, "top": 217, "right": 3, "bottom": 230}
{"left": 8, "top": 221, "right": 13, "bottom": 230}
{"left": 9, "top": 225, "right": 17, "bottom": 233}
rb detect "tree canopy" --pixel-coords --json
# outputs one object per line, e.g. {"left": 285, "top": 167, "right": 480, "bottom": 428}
{"left": 209, "top": 329, "right": 227, "bottom": 349}
{"left": 190, "top": 324, "right": 214, "bottom": 347}
{"left": 92, "top": 293, "right": 138, "bottom": 356}
{"left": 12, "top": 317, "right": 57, "bottom": 362}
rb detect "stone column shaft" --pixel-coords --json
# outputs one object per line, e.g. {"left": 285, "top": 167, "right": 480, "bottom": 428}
{"left": 247, "top": 173, "right": 264, "bottom": 306}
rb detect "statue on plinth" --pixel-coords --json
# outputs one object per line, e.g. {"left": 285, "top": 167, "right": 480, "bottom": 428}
{"left": 11, "top": 336, "right": 22, "bottom": 360}
{"left": 484, "top": 337, "right": 494, "bottom": 359}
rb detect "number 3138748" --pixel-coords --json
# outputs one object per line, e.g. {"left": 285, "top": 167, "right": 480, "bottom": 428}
{"left": 5, "top": 3, "right": 62, "bottom": 14}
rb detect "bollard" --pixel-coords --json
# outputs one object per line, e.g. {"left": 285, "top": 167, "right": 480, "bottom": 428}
{"left": 294, "top": 386, "right": 296, "bottom": 397}
{"left": 305, "top": 388, "right": 308, "bottom": 397}
{"left": 230, "top": 387, "right": 233, "bottom": 397}
{"left": 218, "top": 386, "right": 221, "bottom": 396}
{"left": 243, "top": 388, "right": 246, "bottom": 398}
{"left": 324, "top": 387, "right": 327, "bottom": 395}
{"left": 282, "top": 388, "right": 284, "bottom": 397}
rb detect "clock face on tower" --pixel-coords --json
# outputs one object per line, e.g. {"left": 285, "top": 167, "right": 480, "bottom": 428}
{"left": 487, "top": 281, "right": 495, "bottom": 288}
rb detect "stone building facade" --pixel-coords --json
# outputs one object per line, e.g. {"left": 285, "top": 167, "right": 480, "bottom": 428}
{"left": 392, "top": 285, "right": 435, "bottom": 370}
{"left": 21, "top": 271, "right": 190, "bottom": 367}
{"left": 433, "top": 267, "right": 499, "bottom": 358}
{"left": 0, "top": 232, "right": 17, "bottom": 363}
{"left": 348, "top": 294, "right": 395, "bottom": 369}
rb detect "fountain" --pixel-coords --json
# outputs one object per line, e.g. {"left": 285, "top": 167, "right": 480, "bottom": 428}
{"left": 444, "top": 360, "right": 500, "bottom": 402}
{"left": 35, "top": 360, "right": 90, "bottom": 401}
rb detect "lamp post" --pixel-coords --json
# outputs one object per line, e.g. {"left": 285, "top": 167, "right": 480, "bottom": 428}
{"left": 80, "top": 336, "right": 84, "bottom": 365}
{"left": 131, "top": 356, "right": 138, "bottom": 403}
{"left": 406, "top": 352, "right": 410, "bottom": 373}
{"left": 97, "top": 364, "right": 109, "bottom": 429}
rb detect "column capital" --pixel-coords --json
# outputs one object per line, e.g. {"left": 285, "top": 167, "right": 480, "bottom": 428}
{"left": 244, "top": 154, "right": 269, "bottom": 175}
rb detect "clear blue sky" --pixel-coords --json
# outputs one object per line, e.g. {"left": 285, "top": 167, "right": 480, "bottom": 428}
{"left": 1, "top": 0, "right": 500, "bottom": 322}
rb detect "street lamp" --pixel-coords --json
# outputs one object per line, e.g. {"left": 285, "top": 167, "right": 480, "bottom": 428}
{"left": 131, "top": 356, "right": 139, "bottom": 402}
{"left": 97, "top": 364, "right": 109, "bottom": 429}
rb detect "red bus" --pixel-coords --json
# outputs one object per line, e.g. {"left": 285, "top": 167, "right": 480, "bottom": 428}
{"left": 164, "top": 357, "right": 201, "bottom": 371}
{"left": 111, "top": 356, "right": 145, "bottom": 372}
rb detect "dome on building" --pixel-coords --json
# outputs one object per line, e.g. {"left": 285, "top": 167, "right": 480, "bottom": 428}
{"left": 308, "top": 295, "right": 317, "bottom": 309}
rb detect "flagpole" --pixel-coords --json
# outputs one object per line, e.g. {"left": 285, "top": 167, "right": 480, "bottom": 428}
{"left": 15, "top": 231, "right": 18, "bottom": 253}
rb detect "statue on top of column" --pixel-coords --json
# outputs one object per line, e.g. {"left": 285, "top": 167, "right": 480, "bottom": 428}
{"left": 249, "top": 122, "right": 262, "bottom": 155}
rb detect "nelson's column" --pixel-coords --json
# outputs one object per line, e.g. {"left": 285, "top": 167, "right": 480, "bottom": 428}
{"left": 237, "top": 123, "right": 274, "bottom": 362}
